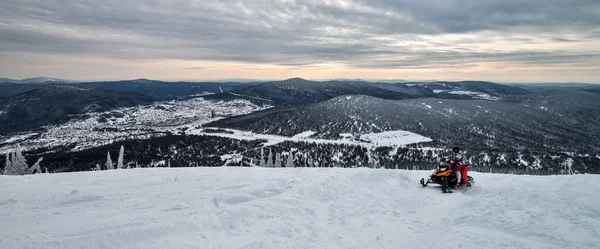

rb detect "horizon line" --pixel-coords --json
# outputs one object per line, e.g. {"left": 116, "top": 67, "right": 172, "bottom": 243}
{"left": 1, "top": 76, "right": 598, "bottom": 85}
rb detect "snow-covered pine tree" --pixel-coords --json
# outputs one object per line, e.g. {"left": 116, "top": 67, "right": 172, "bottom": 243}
{"left": 117, "top": 145, "right": 124, "bottom": 169}
{"left": 266, "top": 148, "right": 274, "bottom": 168}
{"left": 274, "top": 153, "right": 282, "bottom": 167}
{"left": 259, "top": 147, "right": 266, "bottom": 167}
{"left": 3, "top": 152, "right": 11, "bottom": 175}
{"left": 285, "top": 149, "right": 294, "bottom": 168}
{"left": 95, "top": 164, "right": 101, "bottom": 171}
{"left": 30, "top": 157, "right": 43, "bottom": 174}
{"left": 106, "top": 151, "right": 114, "bottom": 170}
{"left": 9, "top": 149, "right": 30, "bottom": 175}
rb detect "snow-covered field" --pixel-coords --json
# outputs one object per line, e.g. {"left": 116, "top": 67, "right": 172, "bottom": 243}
{"left": 188, "top": 128, "right": 432, "bottom": 147}
{"left": 433, "top": 89, "right": 500, "bottom": 100}
{"left": 0, "top": 98, "right": 270, "bottom": 153}
{"left": 1, "top": 168, "right": 598, "bottom": 249}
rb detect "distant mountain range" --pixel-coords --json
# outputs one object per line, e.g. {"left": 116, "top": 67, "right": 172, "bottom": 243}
{"left": 0, "top": 78, "right": 529, "bottom": 102}
{"left": 0, "top": 77, "right": 78, "bottom": 84}
{"left": 0, "top": 79, "right": 258, "bottom": 99}
{"left": 0, "top": 85, "right": 154, "bottom": 134}
{"left": 206, "top": 78, "right": 530, "bottom": 105}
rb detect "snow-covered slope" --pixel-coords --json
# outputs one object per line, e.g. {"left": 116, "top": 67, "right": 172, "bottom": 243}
{"left": 1, "top": 168, "right": 598, "bottom": 249}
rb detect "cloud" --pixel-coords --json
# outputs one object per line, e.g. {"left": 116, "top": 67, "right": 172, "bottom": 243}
{"left": 0, "top": 0, "right": 599, "bottom": 73}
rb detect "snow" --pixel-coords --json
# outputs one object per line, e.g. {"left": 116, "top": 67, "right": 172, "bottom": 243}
{"left": 291, "top": 131, "right": 316, "bottom": 139}
{"left": 1, "top": 168, "right": 598, "bottom": 249}
{"left": 338, "top": 133, "right": 353, "bottom": 138}
{"left": 422, "top": 103, "right": 432, "bottom": 109}
{"left": 361, "top": 130, "right": 432, "bottom": 147}
{"left": 228, "top": 92, "right": 273, "bottom": 102}
{"left": 433, "top": 90, "right": 499, "bottom": 100}
{"left": 188, "top": 128, "right": 432, "bottom": 148}
{"left": 518, "top": 154, "right": 530, "bottom": 167}
{"left": 0, "top": 133, "right": 38, "bottom": 144}
{"left": 449, "top": 90, "right": 478, "bottom": 95}
{"left": 449, "top": 91, "right": 499, "bottom": 100}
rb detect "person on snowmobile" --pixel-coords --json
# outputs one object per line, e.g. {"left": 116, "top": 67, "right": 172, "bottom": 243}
{"left": 440, "top": 146, "right": 470, "bottom": 187}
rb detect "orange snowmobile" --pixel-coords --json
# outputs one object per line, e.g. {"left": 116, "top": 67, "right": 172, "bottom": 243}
{"left": 420, "top": 161, "right": 474, "bottom": 193}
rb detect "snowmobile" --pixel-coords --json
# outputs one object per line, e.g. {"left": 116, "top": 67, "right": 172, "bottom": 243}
{"left": 420, "top": 161, "right": 474, "bottom": 193}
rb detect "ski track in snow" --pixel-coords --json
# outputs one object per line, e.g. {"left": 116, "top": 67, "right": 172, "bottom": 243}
{"left": 1, "top": 168, "right": 598, "bottom": 249}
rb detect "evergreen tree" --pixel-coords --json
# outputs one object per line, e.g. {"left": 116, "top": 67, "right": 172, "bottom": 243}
{"left": 266, "top": 148, "right": 274, "bottom": 167}
{"left": 275, "top": 153, "right": 282, "bottom": 167}
{"left": 10, "top": 150, "right": 30, "bottom": 175}
{"left": 3, "top": 152, "right": 11, "bottom": 175}
{"left": 117, "top": 145, "right": 125, "bottom": 169}
{"left": 259, "top": 147, "right": 266, "bottom": 167}
{"left": 285, "top": 149, "right": 294, "bottom": 168}
{"left": 106, "top": 151, "right": 114, "bottom": 170}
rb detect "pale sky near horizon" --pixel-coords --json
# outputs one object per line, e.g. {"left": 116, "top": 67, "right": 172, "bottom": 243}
{"left": 1, "top": 0, "right": 599, "bottom": 83}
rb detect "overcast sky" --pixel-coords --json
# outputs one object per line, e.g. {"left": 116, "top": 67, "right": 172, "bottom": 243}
{"left": 1, "top": 0, "right": 599, "bottom": 82}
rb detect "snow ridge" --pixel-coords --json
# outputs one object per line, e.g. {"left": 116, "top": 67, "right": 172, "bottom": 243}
{"left": 0, "top": 168, "right": 598, "bottom": 249}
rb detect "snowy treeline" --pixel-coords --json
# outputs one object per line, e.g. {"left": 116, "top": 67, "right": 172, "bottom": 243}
{"left": 96, "top": 145, "right": 142, "bottom": 171}
{"left": 2, "top": 148, "right": 44, "bottom": 175}
{"left": 244, "top": 141, "right": 598, "bottom": 174}
{"left": 8, "top": 135, "right": 599, "bottom": 175}
{"left": 252, "top": 147, "right": 295, "bottom": 167}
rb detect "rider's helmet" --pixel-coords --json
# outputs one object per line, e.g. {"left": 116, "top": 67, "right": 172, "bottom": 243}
{"left": 452, "top": 146, "right": 460, "bottom": 154}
